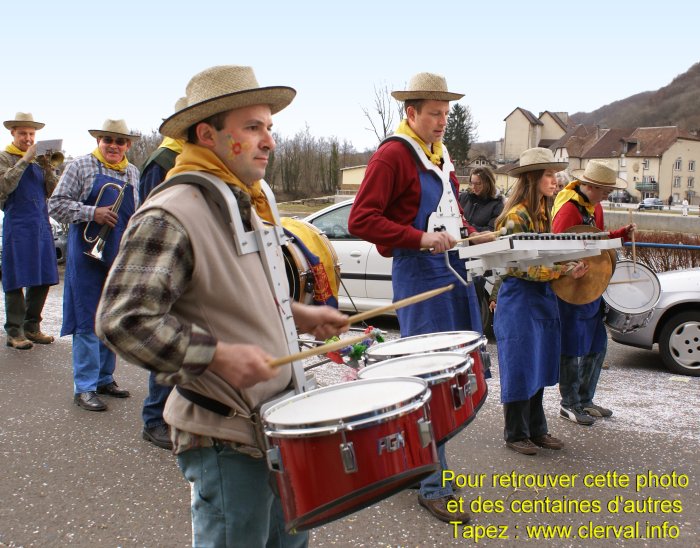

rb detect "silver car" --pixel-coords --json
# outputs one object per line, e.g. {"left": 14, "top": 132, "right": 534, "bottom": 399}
{"left": 609, "top": 267, "right": 700, "bottom": 376}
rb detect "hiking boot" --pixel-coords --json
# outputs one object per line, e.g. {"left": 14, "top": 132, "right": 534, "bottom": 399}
{"left": 506, "top": 439, "right": 538, "bottom": 455}
{"left": 142, "top": 424, "right": 173, "bottom": 450}
{"left": 560, "top": 405, "right": 595, "bottom": 426}
{"left": 531, "top": 434, "right": 564, "bottom": 450}
{"left": 25, "top": 331, "right": 55, "bottom": 344}
{"left": 583, "top": 403, "right": 613, "bottom": 417}
{"left": 7, "top": 335, "right": 33, "bottom": 350}
{"left": 417, "top": 494, "right": 470, "bottom": 523}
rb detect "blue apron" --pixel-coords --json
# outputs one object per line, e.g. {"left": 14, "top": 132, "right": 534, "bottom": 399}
{"left": 392, "top": 168, "right": 482, "bottom": 337}
{"left": 1, "top": 161, "right": 58, "bottom": 292}
{"left": 494, "top": 277, "right": 560, "bottom": 403}
{"left": 61, "top": 170, "right": 135, "bottom": 335}
{"left": 557, "top": 298, "right": 607, "bottom": 356}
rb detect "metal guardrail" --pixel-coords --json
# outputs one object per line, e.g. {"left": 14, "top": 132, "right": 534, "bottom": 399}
{"left": 623, "top": 242, "right": 700, "bottom": 251}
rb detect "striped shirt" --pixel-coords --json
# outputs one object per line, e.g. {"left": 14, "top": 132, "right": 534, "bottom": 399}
{"left": 48, "top": 154, "right": 140, "bottom": 224}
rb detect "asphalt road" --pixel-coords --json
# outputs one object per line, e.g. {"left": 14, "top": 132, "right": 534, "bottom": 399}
{"left": 1, "top": 270, "right": 698, "bottom": 547}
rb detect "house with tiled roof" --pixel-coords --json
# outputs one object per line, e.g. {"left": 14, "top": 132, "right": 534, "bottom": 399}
{"left": 502, "top": 108, "right": 570, "bottom": 163}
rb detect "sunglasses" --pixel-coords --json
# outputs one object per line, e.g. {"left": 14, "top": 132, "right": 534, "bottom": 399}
{"left": 101, "top": 136, "right": 129, "bottom": 146}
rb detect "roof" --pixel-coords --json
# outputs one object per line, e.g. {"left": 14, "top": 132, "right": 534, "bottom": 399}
{"left": 539, "top": 111, "right": 569, "bottom": 131}
{"left": 550, "top": 124, "right": 602, "bottom": 157}
{"left": 581, "top": 128, "right": 636, "bottom": 159}
{"left": 503, "top": 107, "right": 542, "bottom": 125}
{"left": 624, "top": 126, "right": 700, "bottom": 157}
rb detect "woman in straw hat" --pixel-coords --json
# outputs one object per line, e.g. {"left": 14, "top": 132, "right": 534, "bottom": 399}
{"left": 48, "top": 119, "right": 140, "bottom": 412}
{"left": 552, "top": 161, "right": 635, "bottom": 425}
{"left": 493, "top": 147, "right": 588, "bottom": 456}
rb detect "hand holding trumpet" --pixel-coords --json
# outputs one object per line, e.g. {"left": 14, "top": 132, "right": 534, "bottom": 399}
{"left": 94, "top": 205, "right": 119, "bottom": 228}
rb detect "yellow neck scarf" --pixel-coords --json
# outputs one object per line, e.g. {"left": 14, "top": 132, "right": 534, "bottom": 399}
{"left": 92, "top": 148, "right": 129, "bottom": 172}
{"left": 167, "top": 143, "right": 275, "bottom": 224}
{"left": 552, "top": 181, "right": 594, "bottom": 219}
{"left": 160, "top": 137, "right": 184, "bottom": 155}
{"left": 5, "top": 143, "right": 25, "bottom": 157}
{"left": 394, "top": 119, "right": 443, "bottom": 166}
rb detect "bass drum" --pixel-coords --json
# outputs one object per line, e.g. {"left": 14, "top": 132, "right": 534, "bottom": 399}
{"left": 603, "top": 260, "right": 660, "bottom": 333}
{"left": 281, "top": 217, "right": 340, "bottom": 305}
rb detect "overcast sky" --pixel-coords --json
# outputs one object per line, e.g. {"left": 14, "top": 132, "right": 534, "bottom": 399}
{"left": 2, "top": 1, "right": 697, "bottom": 158}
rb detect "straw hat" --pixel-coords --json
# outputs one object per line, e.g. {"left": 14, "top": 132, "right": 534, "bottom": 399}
{"left": 391, "top": 72, "right": 464, "bottom": 102}
{"left": 173, "top": 97, "right": 188, "bottom": 112}
{"left": 571, "top": 160, "right": 627, "bottom": 189}
{"left": 160, "top": 65, "right": 296, "bottom": 139}
{"left": 4, "top": 112, "right": 45, "bottom": 130}
{"left": 508, "top": 147, "right": 569, "bottom": 176}
{"left": 88, "top": 119, "right": 141, "bottom": 141}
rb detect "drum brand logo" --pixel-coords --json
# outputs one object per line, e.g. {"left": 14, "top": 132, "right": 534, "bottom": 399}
{"left": 377, "top": 431, "right": 406, "bottom": 455}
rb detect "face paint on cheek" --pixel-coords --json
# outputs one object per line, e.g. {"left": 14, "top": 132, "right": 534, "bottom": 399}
{"left": 226, "top": 135, "right": 251, "bottom": 157}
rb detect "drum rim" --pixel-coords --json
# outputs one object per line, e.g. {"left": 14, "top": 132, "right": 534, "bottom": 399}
{"left": 263, "top": 377, "right": 431, "bottom": 437}
{"left": 603, "top": 260, "right": 661, "bottom": 314}
{"left": 365, "top": 331, "right": 487, "bottom": 361}
{"left": 358, "top": 352, "right": 473, "bottom": 385}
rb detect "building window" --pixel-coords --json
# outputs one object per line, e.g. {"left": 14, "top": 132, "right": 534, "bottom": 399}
{"left": 690, "top": 160, "right": 696, "bottom": 171}
{"left": 673, "top": 176, "right": 681, "bottom": 188}
{"left": 689, "top": 177, "right": 695, "bottom": 188}
{"left": 642, "top": 159, "right": 649, "bottom": 169}
{"left": 674, "top": 158, "right": 682, "bottom": 170}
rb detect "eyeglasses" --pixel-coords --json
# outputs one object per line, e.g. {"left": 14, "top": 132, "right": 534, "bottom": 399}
{"left": 101, "top": 136, "right": 129, "bottom": 146}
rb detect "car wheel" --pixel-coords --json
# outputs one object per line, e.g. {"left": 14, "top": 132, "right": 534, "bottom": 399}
{"left": 658, "top": 311, "right": 700, "bottom": 376}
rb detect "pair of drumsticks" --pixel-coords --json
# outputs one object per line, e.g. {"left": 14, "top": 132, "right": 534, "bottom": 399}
{"left": 269, "top": 283, "right": 455, "bottom": 368}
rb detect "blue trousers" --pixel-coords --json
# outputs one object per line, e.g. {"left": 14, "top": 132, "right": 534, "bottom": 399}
{"left": 559, "top": 348, "right": 606, "bottom": 408}
{"left": 177, "top": 443, "right": 308, "bottom": 548}
{"left": 419, "top": 444, "right": 454, "bottom": 500}
{"left": 142, "top": 371, "right": 172, "bottom": 428}
{"left": 72, "top": 332, "right": 115, "bottom": 393}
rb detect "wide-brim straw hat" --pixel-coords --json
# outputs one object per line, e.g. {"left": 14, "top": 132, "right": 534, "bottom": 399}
{"left": 88, "top": 119, "right": 141, "bottom": 141}
{"left": 508, "top": 147, "right": 569, "bottom": 176}
{"left": 160, "top": 65, "right": 296, "bottom": 139}
{"left": 571, "top": 160, "right": 627, "bottom": 189}
{"left": 391, "top": 72, "right": 464, "bottom": 102}
{"left": 4, "top": 112, "right": 45, "bottom": 130}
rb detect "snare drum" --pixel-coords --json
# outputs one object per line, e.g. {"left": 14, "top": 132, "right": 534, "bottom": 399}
{"left": 281, "top": 217, "right": 340, "bottom": 305}
{"left": 603, "top": 260, "right": 660, "bottom": 333}
{"left": 358, "top": 352, "right": 475, "bottom": 445}
{"left": 364, "top": 331, "right": 489, "bottom": 414}
{"left": 263, "top": 377, "right": 438, "bottom": 532}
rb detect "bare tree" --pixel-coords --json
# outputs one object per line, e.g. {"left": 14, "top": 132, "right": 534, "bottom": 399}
{"left": 127, "top": 129, "right": 162, "bottom": 170}
{"left": 362, "top": 83, "right": 403, "bottom": 144}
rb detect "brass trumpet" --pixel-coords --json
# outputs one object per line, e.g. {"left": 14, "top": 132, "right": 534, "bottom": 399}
{"left": 83, "top": 182, "right": 129, "bottom": 261}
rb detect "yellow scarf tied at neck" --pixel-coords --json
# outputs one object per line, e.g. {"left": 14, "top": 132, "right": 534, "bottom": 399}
{"left": 394, "top": 119, "right": 443, "bottom": 166}
{"left": 5, "top": 143, "right": 25, "bottom": 157}
{"left": 168, "top": 143, "right": 275, "bottom": 224}
{"left": 160, "top": 137, "right": 184, "bottom": 155}
{"left": 92, "top": 148, "right": 129, "bottom": 172}
{"left": 552, "top": 181, "right": 595, "bottom": 219}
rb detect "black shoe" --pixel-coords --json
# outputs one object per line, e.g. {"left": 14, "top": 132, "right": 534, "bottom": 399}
{"left": 560, "top": 405, "right": 595, "bottom": 426}
{"left": 142, "top": 424, "right": 173, "bottom": 450}
{"left": 74, "top": 391, "right": 107, "bottom": 411}
{"left": 97, "top": 381, "right": 130, "bottom": 398}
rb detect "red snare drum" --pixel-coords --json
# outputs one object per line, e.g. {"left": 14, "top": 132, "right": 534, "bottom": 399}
{"left": 358, "top": 352, "right": 475, "bottom": 445}
{"left": 364, "top": 331, "right": 489, "bottom": 414}
{"left": 263, "top": 377, "right": 438, "bottom": 532}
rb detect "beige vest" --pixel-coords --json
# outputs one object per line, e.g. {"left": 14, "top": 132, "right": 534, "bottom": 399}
{"left": 141, "top": 182, "right": 292, "bottom": 448}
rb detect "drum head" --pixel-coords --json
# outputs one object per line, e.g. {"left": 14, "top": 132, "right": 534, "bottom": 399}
{"left": 263, "top": 377, "right": 427, "bottom": 431}
{"left": 358, "top": 352, "right": 470, "bottom": 382}
{"left": 365, "top": 331, "right": 482, "bottom": 360}
{"left": 603, "top": 260, "right": 660, "bottom": 314}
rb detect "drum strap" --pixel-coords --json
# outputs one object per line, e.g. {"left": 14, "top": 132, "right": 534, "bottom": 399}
{"left": 176, "top": 386, "right": 234, "bottom": 416}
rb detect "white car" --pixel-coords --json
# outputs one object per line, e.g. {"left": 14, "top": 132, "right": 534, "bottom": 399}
{"left": 304, "top": 199, "right": 394, "bottom": 314}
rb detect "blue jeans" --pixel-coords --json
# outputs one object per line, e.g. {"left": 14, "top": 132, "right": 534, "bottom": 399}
{"left": 177, "top": 443, "right": 308, "bottom": 548}
{"left": 72, "top": 332, "right": 115, "bottom": 393}
{"left": 559, "top": 349, "right": 605, "bottom": 408}
{"left": 418, "top": 444, "right": 454, "bottom": 500}
{"left": 142, "top": 371, "right": 172, "bottom": 428}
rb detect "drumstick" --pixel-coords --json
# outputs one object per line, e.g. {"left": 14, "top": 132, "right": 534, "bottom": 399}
{"left": 607, "top": 279, "right": 649, "bottom": 285}
{"left": 628, "top": 209, "right": 637, "bottom": 272}
{"left": 346, "top": 283, "right": 455, "bottom": 325}
{"left": 420, "top": 220, "right": 514, "bottom": 252}
{"left": 268, "top": 332, "right": 375, "bottom": 369}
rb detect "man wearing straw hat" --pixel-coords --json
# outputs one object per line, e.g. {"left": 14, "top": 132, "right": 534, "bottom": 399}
{"left": 136, "top": 97, "right": 187, "bottom": 451}
{"left": 552, "top": 160, "right": 635, "bottom": 425}
{"left": 348, "top": 72, "right": 483, "bottom": 523}
{"left": 0, "top": 112, "right": 59, "bottom": 350}
{"left": 48, "top": 120, "right": 140, "bottom": 412}
{"left": 96, "top": 65, "right": 348, "bottom": 546}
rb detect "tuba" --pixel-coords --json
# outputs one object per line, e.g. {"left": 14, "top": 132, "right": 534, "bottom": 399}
{"left": 83, "top": 182, "right": 129, "bottom": 261}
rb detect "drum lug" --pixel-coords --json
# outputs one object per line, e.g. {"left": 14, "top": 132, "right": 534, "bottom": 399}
{"left": 451, "top": 382, "right": 466, "bottom": 409}
{"left": 417, "top": 418, "right": 434, "bottom": 448}
{"left": 340, "top": 442, "right": 358, "bottom": 474}
{"left": 480, "top": 349, "right": 491, "bottom": 372}
{"left": 266, "top": 446, "right": 284, "bottom": 473}
{"left": 467, "top": 373, "right": 478, "bottom": 396}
